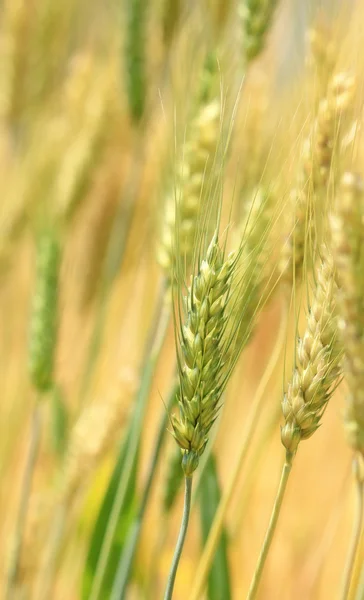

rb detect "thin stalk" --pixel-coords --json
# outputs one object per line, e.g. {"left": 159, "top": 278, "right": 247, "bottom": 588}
{"left": 189, "top": 307, "right": 287, "bottom": 600}
{"left": 164, "top": 476, "right": 193, "bottom": 600}
{"left": 246, "top": 451, "right": 293, "bottom": 600}
{"left": 88, "top": 290, "right": 171, "bottom": 600}
{"left": 6, "top": 404, "right": 42, "bottom": 599}
{"left": 341, "top": 456, "right": 364, "bottom": 600}
{"left": 110, "top": 381, "right": 179, "bottom": 600}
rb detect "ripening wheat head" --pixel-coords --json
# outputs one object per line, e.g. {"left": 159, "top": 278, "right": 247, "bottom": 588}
{"left": 330, "top": 172, "right": 364, "bottom": 455}
{"left": 281, "top": 249, "right": 342, "bottom": 454}
{"left": 171, "top": 223, "right": 249, "bottom": 476}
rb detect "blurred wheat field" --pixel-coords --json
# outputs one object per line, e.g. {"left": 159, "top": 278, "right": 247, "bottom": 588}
{"left": 1, "top": 0, "right": 364, "bottom": 599}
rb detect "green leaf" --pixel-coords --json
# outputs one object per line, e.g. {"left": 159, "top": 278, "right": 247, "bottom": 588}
{"left": 49, "top": 384, "right": 68, "bottom": 458}
{"left": 199, "top": 454, "right": 231, "bottom": 600}
{"left": 82, "top": 428, "right": 138, "bottom": 600}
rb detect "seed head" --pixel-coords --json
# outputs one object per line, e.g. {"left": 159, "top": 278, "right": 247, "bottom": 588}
{"left": 240, "top": 0, "right": 280, "bottom": 62}
{"left": 281, "top": 250, "right": 342, "bottom": 454}
{"left": 28, "top": 230, "right": 60, "bottom": 393}
{"left": 303, "top": 72, "right": 355, "bottom": 188}
{"left": 171, "top": 233, "right": 237, "bottom": 475}
{"left": 330, "top": 172, "right": 364, "bottom": 454}
{"left": 157, "top": 100, "right": 220, "bottom": 280}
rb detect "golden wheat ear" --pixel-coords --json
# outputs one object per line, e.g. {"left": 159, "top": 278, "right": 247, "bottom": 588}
{"left": 281, "top": 249, "right": 342, "bottom": 454}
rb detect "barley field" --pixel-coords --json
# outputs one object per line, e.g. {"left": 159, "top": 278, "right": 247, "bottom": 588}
{"left": 1, "top": 1, "right": 364, "bottom": 599}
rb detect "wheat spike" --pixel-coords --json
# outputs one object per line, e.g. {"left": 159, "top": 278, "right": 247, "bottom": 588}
{"left": 280, "top": 72, "right": 355, "bottom": 290}
{"left": 28, "top": 230, "right": 61, "bottom": 393}
{"left": 281, "top": 249, "right": 342, "bottom": 454}
{"left": 171, "top": 232, "right": 237, "bottom": 476}
{"left": 303, "top": 72, "right": 355, "bottom": 189}
{"left": 330, "top": 172, "right": 364, "bottom": 455}
{"left": 240, "top": 0, "right": 279, "bottom": 62}
{"left": 157, "top": 99, "right": 220, "bottom": 279}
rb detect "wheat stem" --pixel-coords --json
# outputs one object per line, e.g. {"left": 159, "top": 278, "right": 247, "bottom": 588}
{"left": 164, "top": 476, "right": 193, "bottom": 600}
{"left": 88, "top": 291, "right": 171, "bottom": 600}
{"left": 247, "top": 452, "right": 293, "bottom": 600}
{"left": 6, "top": 405, "right": 42, "bottom": 599}
{"left": 341, "top": 456, "right": 364, "bottom": 600}
{"left": 110, "top": 382, "right": 179, "bottom": 600}
{"left": 189, "top": 304, "right": 287, "bottom": 600}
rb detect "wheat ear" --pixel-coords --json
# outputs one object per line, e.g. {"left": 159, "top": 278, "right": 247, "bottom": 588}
{"left": 280, "top": 72, "right": 355, "bottom": 290}
{"left": 240, "top": 0, "right": 280, "bottom": 63}
{"left": 157, "top": 99, "right": 221, "bottom": 280}
{"left": 171, "top": 233, "right": 236, "bottom": 475}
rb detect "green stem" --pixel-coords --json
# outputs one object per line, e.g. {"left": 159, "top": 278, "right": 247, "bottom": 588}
{"left": 6, "top": 404, "right": 42, "bottom": 599}
{"left": 341, "top": 456, "right": 364, "bottom": 600}
{"left": 110, "top": 382, "right": 179, "bottom": 600}
{"left": 247, "top": 452, "right": 293, "bottom": 600}
{"left": 88, "top": 289, "right": 171, "bottom": 600}
{"left": 164, "top": 476, "right": 193, "bottom": 600}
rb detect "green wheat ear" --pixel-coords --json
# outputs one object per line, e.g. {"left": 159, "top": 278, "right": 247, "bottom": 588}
{"left": 28, "top": 230, "right": 61, "bottom": 393}
{"left": 240, "top": 0, "right": 280, "bottom": 62}
{"left": 125, "top": 0, "right": 147, "bottom": 123}
{"left": 171, "top": 231, "right": 239, "bottom": 476}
